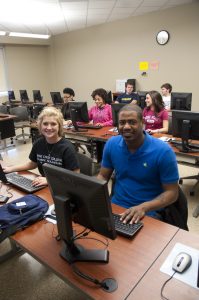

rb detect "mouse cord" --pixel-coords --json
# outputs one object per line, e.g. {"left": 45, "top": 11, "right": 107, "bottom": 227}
{"left": 160, "top": 271, "right": 176, "bottom": 300}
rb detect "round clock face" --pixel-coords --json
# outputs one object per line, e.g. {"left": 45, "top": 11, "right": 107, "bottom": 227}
{"left": 156, "top": 30, "right": 170, "bottom": 45}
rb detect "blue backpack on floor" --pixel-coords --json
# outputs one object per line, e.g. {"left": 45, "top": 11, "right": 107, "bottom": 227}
{"left": 0, "top": 194, "right": 49, "bottom": 242}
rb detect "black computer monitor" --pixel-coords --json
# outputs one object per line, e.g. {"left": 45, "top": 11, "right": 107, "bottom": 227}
{"left": 106, "top": 90, "right": 112, "bottom": 104}
{"left": 43, "top": 163, "right": 116, "bottom": 264}
{"left": 137, "top": 91, "right": 147, "bottom": 109}
{"left": 33, "top": 90, "right": 42, "bottom": 102}
{"left": 172, "top": 110, "right": 199, "bottom": 153}
{"left": 19, "top": 90, "right": 29, "bottom": 102}
{"left": 171, "top": 93, "right": 192, "bottom": 111}
{"left": 8, "top": 90, "right": 16, "bottom": 101}
{"left": 69, "top": 101, "right": 89, "bottom": 132}
{"left": 50, "top": 92, "right": 63, "bottom": 106}
{"left": 111, "top": 103, "right": 127, "bottom": 127}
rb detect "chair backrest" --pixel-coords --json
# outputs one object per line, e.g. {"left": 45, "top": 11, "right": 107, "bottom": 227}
{"left": 168, "top": 112, "right": 172, "bottom": 134}
{"left": 76, "top": 152, "right": 93, "bottom": 176}
{"left": 0, "top": 105, "right": 8, "bottom": 114}
{"left": 159, "top": 186, "right": 188, "bottom": 230}
{"left": 10, "top": 106, "right": 30, "bottom": 122}
{"left": 32, "top": 104, "right": 46, "bottom": 119}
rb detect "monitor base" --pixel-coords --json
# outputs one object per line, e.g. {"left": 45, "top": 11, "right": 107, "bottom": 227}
{"left": 60, "top": 242, "right": 109, "bottom": 263}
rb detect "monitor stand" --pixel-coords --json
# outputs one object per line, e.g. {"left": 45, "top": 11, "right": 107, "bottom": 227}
{"left": 72, "top": 121, "right": 88, "bottom": 132}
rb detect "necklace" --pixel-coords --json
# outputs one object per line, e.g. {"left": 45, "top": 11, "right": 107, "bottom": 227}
{"left": 45, "top": 141, "right": 55, "bottom": 156}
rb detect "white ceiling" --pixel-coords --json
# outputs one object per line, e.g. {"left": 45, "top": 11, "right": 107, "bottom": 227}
{"left": 0, "top": 0, "right": 195, "bottom": 37}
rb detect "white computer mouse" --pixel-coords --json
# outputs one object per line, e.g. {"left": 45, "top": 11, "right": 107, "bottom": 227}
{"left": 172, "top": 252, "right": 192, "bottom": 273}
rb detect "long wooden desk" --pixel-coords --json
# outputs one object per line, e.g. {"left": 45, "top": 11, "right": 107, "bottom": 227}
{"left": 127, "top": 229, "right": 199, "bottom": 300}
{"left": 0, "top": 181, "right": 179, "bottom": 300}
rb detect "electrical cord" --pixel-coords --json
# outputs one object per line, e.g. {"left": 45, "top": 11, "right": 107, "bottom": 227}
{"left": 160, "top": 271, "right": 176, "bottom": 300}
{"left": 71, "top": 263, "right": 109, "bottom": 289}
{"left": 69, "top": 230, "right": 110, "bottom": 289}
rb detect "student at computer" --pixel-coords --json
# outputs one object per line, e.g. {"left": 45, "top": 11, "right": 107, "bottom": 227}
{"left": 61, "top": 87, "right": 75, "bottom": 126}
{"left": 143, "top": 90, "right": 169, "bottom": 134}
{"left": 161, "top": 83, "right": 172, "bottom": 110}
{"left": 89, "top": 88, "right": 113, "bottom": 126}
{"left": 3, "top": 107, "right": 79, "bottom": 186}
{"left": 115, "top": 82, "right": 138, "bottom": 104}
{"left": 97, "top": 104, "right": 179, "bottom": 224}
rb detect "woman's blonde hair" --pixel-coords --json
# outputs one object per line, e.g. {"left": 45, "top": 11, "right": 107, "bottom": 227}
{"left": 37, "top": 106, "right": 64, "bottom": 136}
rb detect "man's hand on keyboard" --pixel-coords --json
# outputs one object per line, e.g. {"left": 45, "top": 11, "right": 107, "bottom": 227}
{"left": 120, "top": 205, "right": 146, "bottom": 224}
{"left": 32, "top": 176, "right": 48, "bottom": 187}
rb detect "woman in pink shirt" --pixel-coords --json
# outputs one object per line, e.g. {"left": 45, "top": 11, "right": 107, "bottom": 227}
{"left": 89, "top": 88, "right": 113, "bottom": 127}
{"left": 143, "top": 90, "right": 169, "bottom": 134}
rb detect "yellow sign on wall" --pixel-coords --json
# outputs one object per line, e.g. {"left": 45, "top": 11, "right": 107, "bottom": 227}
{"left": 139, "top": 61, "right": 149, "bottom": 71}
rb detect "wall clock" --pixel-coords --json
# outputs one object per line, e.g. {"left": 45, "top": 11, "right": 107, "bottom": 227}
{"left": 156, "top": 30, "right": 170, "bottom": 45}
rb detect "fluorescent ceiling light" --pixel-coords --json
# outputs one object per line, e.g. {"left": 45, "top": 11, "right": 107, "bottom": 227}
{"left": 9, "top": 32, "right": 50, "bottom": 39}
{"left": 0, "top": 31, "right": 6, "bottom": 36}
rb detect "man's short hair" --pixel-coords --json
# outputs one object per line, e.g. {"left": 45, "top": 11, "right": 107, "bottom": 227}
{"left": 161, "top": 83, "right": 172, "bottom": 93}
{"left": 63, "top": 87, "right": 75, "bottom": 97}
{"left": 119, "top": 104, "right": 143, "bottom": 121}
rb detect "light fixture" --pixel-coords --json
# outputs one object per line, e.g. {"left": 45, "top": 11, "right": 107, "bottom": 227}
{"left": 0, "top": 31, "right": 6, "bottom": 36}
{"left": 9, "top": 32, "right": 50, "bottom": 39}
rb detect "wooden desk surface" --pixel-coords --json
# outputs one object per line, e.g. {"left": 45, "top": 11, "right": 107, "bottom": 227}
{"left": 63, "top": 126, "right": 117, "bottom": 142}
{"left": 127, "top": 229, "right": 199, "bottom": 300}
{"left": 9, "top": 187, "right": 179, "bottom": 300}
{"left": 0, "top": 113, "right": 16, "bottom": 121}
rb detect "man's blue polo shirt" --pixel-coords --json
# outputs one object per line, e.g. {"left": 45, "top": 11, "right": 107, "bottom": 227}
{"left": 101, "top": 132, "right": 179, "bottom": 216}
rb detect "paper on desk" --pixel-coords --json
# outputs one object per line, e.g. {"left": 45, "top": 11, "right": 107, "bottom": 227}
{"left": 160, "top": 242, "right": 199, "bottom": 289}
{"left": 45, "top": 204, "right": 57, "bottom": 224}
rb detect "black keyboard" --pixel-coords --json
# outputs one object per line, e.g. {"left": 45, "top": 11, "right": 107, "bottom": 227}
{"left": 170, "top": 140, "right": 199, "bottom": 150}
{"left": 6, "top": 173, "right": 45, "bottom": 193}
{"left": 78, "top": 124, "right": 102, "bottom": 130}
{"left": 113, "top": 213, "right": 143, "bottom": 238}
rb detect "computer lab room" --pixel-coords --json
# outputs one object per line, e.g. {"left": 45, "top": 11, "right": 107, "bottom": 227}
{"left": 0, "top": 1, "right": 199, "bottom": 300}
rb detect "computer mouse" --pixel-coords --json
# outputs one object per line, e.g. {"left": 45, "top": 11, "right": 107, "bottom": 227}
{"left": 172, "top": 252, "right": 192, "bottom": 273}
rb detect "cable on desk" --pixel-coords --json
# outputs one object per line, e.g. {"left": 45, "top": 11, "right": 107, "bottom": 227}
{"left": 160, "top": 271, "right": 176, "bottom": 300}
{"left": 71, "top": 263, "right": 108, "bottom": 288}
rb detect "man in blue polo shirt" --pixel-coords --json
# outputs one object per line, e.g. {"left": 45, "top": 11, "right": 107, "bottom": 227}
{"left": 97, "top": 104, "right": 179, "bottom": 224}
{"left": 115, "top": 82, "right": 138, "bottom": 104}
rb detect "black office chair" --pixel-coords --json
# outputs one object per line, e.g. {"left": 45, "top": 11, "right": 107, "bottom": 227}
{"left": 9, "top": 106, "right": 31, "bottom": 144}
{"left": 76, "top": 152, "right": 93, "bottom": 176}
{"left": 0, "top": 105, "right": 8, "bottom": 114}
{"left": 158, "top": 186, "right": 189, "bottom": 230}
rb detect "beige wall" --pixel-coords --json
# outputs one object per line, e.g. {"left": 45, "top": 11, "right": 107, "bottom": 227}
{"left": 51, "top": 2, "right": 199, "bottom": 109}
{"left": 2, "top": 2, "right": 199, "bottom": 110}
{"left": 3, "top": 45, "right": 51, "bottom": 102}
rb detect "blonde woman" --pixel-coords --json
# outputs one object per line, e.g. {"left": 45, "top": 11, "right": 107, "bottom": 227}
{"left": 4, "top": 107, "right": 79, "bottom": 186}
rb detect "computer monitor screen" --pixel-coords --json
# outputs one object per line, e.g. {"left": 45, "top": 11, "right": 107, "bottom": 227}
{"left": 171, "top": 93, "right": 192, "bottom": 111}
{"left": 106, "top": 90, "right": 112, "bottom": 104}
{"left": 50, "top": 92, "right": 63, "bottom": 105}
{"left": 172, "top": 110, "right": 199, "bottom": 153}
{"left": 8, "top": 90, "right": 15, "bottom": 101}
{"left": 137, "top": 91, "right": 147, "bottom": 109}
{"left": 69, "top": 101, "right": 89, "bottom": 131}
{"left": 19, "top": 90, "right": 29, "bottom": 102}
{"left": 111, "top": 103, "right": 127, "bottom": 127}
{"left": 43, "top": 163, "right": 116, "bottom": 263}
{"left": 33, "top": 90, "right": 42, "bottom": 102}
